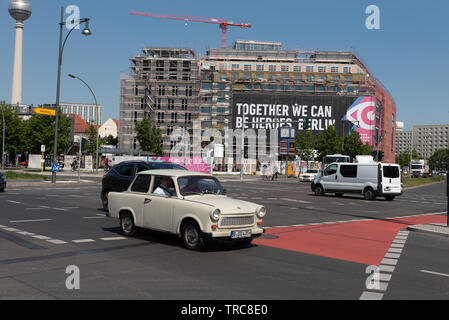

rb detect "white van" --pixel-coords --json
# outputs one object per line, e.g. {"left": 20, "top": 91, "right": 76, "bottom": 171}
{"left": 311, "top": 162, "right": 402, "bottom": 200}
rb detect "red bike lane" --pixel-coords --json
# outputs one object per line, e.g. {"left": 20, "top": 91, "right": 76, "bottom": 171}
{"left": 254, "top": 214, "right": 446, "bottom": 265}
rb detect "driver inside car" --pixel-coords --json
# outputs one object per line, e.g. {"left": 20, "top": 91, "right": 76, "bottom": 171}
{"left": 154, "top": 176, "right": 176, "bottom": 197}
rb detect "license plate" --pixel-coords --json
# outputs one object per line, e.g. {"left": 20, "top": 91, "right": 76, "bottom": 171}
{"left": 231, "top": 230, "right": 251, "bottom": 239}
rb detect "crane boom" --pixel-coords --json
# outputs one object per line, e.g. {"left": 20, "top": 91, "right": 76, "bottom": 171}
{"left": 130, "top": 11, "right": 251, "bottom": 49}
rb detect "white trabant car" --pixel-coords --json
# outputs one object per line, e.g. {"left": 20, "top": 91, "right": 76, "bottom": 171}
{"left": 107, "top": 169, "right": 266, "bottom": 250}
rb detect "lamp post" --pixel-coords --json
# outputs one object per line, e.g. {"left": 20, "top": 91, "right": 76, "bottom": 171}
{"left": 51, "top": 7, "right": 91, "bottom": 183}
{"left": 1, "top": 104, "right": 5, "bottom": 172}
{"left": 68, "top": 74, "right": 100, "bottom": 174}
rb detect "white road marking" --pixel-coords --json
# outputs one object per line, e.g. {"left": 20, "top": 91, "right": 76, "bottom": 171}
{"left": 381, "top": 258, "right": 398, "bottom": 266}
{"left": 7, "top": 200, "right": 21, "bottom": 204}
{"left": 100, "top": 237, "right": 127, "bottom": 241}
{"left": 3, "top": 228, "right": 21, "bottom": 232}
{"left": 61, "top": 207, "right": 80, "bottom": 209}
{"left": 16, "top": 231, "right": 35, "bottom": 236}
{"left": 25, "top": 208, "right": 46, "bottom": 210}
{"left": 388, "top": 248, "right": 403, "bottom": 254}
{"left": 9, "top": 219, "right": 52, "bottom": 223}
{"left": 379, "top": 265, "right": 395, "bottom": 273}
{"left": 420, "top": 270, "right": 449, "bottom": 278}
{"left": 72, "top": 239, "right": 95, "bottom": 243}
{"left": 47, "top": 239, "right": 67, "bottom": 244}
{"left": 360, "top": 291, "right": 384, "bottom": 300}
{"left": 32, "top": 235, "right": 52, "bottom": 240}
{"left": 384, "top": 252, "right": 401, "bottom": 259}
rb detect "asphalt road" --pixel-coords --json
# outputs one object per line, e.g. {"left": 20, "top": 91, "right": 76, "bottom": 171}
{"left": 0, "top": 178, "right": 447, "bottom": 300}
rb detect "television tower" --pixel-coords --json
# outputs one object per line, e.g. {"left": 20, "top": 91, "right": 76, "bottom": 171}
{"left": 9, "top": 0, "right": 32, "bottom": 105}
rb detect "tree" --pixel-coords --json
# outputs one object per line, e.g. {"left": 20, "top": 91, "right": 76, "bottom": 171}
{"left": 295, "top": 130, "right": 315, "bottom": 167}
{"left": 314, "top": 125, "right": 343, "bottom": 162}
{"left": 429, "top": 149, "right": 449, "bottom": 170}
{"left": 105, "top": 134, "right": 118, "bottom": 147}
{"left": 395, "top": 150, "right": 420, "bottom": 168}
{"left": 135, "top": 118, "right": 162, "bottom": 155}
{"left": 24, "top": 109, "right": 72, "bottom": 155}
{"left": 0, "top": 102, "right": 26, "bottom": 163}
{"left": 343, "top": 130, "right": 372, "bottom": 159}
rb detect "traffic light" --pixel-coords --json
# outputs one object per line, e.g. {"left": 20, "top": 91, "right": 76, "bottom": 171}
{"left": 372, "top": 150, "right": 384, "bottom": 161}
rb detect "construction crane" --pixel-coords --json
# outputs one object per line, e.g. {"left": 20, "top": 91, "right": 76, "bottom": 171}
{"left": 130, "top": 11, "right": 252, "bottom": 49}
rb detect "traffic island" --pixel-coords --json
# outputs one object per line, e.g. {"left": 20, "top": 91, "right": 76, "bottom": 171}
{"left": 407, "top": 223, "right": 449, "bottom": 238}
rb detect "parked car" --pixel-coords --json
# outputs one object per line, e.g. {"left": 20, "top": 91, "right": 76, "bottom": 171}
{"left": 0, "top": 172, "right": 6, "bottom": 192}
{"left": 439, "top": 170, "right": 447, "bottom": 176}
{"left": 107, "top": 170, "right": 266, "bottom": 250}
{"left": 311, "top": 162, "right": 402, "bottom": 201}
{"left": 299, "top": 169, "right": 320, "bottom": 182}
{"left": 101, "top": 161, "right": 187, "bottom": 211}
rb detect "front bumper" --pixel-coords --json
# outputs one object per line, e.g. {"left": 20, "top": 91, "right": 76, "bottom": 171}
{"left": 203, "top": 227, "right": 265, "bottom": 241}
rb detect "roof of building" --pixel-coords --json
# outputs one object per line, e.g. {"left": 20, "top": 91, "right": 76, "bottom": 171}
{"left": 68, "top": 114, "right": 99, "bottom": 134}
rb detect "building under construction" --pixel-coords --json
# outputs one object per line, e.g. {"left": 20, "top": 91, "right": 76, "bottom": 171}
{"left": 119, "top": 40, "right": 397, "bottom": 162}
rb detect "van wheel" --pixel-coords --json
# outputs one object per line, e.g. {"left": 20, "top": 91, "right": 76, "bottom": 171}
{"left": 364, "top": 188, "right": 376, "bottom": 200}
{"left": 384, "top": 195, "right": 395, "bottom": 201}
{"left": 314, "top": 185, "right": 324, "bottom": 196}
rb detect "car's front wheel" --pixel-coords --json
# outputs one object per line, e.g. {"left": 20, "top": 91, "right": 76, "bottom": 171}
{"left": 181, "top": 220, "right": 205, "bottom": 251}
{"left": 120, "top": 212, "right": 136, "bottom": 237}
{"left": 314, "top": 185, "right": 324, "bottom": 196}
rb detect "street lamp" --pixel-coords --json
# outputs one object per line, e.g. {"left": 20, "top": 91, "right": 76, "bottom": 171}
{"left": 68, "top": 74, "right": 100, "bottom": 174}
{"left": 1, "top": 104, "right": 5, "bottom": 172}
{"left": 51, "top": 7, "right": 91, "bottom": 183}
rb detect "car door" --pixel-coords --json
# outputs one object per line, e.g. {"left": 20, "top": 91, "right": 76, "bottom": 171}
{"left": 338, "top": 164, "right": 358, "bottom": 192}
{"left": 115, "top": 163, "right": 136, "bottom": 191}
{"left": 143, "top": 176, "right": 176, "bottom": 232}
{"left": 321, "top": 163, "right": 339, "bottom": 191}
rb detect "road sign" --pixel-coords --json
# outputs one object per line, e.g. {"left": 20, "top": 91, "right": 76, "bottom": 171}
{"left": 34, "top": 107, "right": 56, "bottom": 116}
{"left": 214, "top": 144, "right": 224, "bottom": 158}
{"left": 51, "top": 163, "right": 60, "bottom": 173}
{"left": 280, "top": 140, "right": 289, "bottom": 155}
{"left": 41, "top": 145, "right": 46, "bottom": 153}
{"left": 280, "top": 126, "right": 295, "bottom": 139}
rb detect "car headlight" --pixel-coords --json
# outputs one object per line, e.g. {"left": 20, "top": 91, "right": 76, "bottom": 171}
{"left": 256, "top": 206, "right": 266, "bottom": 218}
{"left": 210, "top": 209, "right": 220, "bottom": 222}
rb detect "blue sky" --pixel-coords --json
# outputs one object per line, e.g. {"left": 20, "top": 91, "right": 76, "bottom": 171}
{"left": 0, "top": 0, "right": 448, "bottom": 129}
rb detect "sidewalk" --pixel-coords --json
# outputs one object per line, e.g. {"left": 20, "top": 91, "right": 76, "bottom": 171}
{"left": 408, "top": 222, "right": 449, "bottom": 238}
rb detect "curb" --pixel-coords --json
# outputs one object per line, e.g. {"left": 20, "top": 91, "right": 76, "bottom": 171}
{"left": 407, "top": 223, "right": 449, "bottom": 238}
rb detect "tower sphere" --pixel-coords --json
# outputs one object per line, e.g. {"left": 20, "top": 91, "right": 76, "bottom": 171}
{"left": 8, "top": 0, "right": 32, "bottom": 22}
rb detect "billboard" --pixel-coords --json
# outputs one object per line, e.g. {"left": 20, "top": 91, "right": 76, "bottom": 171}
{"left": 232, "top": 92, "right": 376, "bottom": 146}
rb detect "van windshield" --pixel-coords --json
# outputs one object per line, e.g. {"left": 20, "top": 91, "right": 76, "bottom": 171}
{"left": 383, "top": 166, "right": 400, "bottom": 178}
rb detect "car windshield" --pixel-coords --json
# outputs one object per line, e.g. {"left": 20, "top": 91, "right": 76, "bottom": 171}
{"left": 178, "top": 176, "right": 225, "bottom": 196}
{"left": 307, "top": 170, "right": 318, "bottom": 173}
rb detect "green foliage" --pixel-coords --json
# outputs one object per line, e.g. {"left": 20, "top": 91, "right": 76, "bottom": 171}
{"left": 395, "top": 149, "right": 421, "bottom": 168}
{"left": 429, "top": 148, "right": 449, "bottom": 170}
{"left": 295, "top": 130, "right": 315, "bottom": 162}
{"left": 0, "top": 102, "right": 26, "bottom": 156}
{"left": 105, "top": 135, "right": 118, "bottom": 147}
{"left": 0, "top": 102, "right": 72, "bottom": 159}
{"left": 135, "top": 118, "right": 162, "bottom": 155}
{"left": 314, "top": 125, "right": 343, "bottom": 161}
{"left": 343, "top": 130, "right": 371, "bottom": 159}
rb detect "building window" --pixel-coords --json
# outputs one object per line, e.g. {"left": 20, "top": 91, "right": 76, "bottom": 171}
{"left": 331, "top": 66, "right": 338, "bottom": 73}
{"left": 244, "top": 65, "right": 252, "bottom": 71}
{"left": 281, "top": 65, "right": 289, "bottom": 72}
{"left": 171, "top": 112, "right": 177, "bottom": 123}
{"left": 201, "top": 83, "right": 212, "bottom": 90}
{"left": 268, "top": 65, "right": 276, "bottom": 72}
{"left": 306, "top": 66, "right": 314, "bottom": 72}
{"left": 185, "top": 113, "right": 192, "bottom": 123}
{"left": 158, "top": 85, "right": 165, "bottom": 96}
{"left": 293, "top": 66, "right": 301, "bottom": 72}
{"left": 256, "top": 65, "right": 264, "bottom": 71}
{"left": 156, "top": 98, "right": 161, "bottom": 109}
{"left": 181, "top": 99, "right": 188, "bottom": 110}
{"left": 280, "top": 75, "right": 289, "bottom": 82}
{"left": 157, "top": 112, "right": 165, "bottom": 123}
{"left": 168, "top": 99, "right": 175, "bottom": 110}
{"left": 232, "top": 64, "right": 240, "bottom": 70}
{"left": 172, "top": 85, "right": 178, "bottom": 96}
{"left": 201, "top": 106, "right": 211, "bottom": 114}
{"left": 343, "top": 67, "right": 351, "bottom": 73}
{"left": 186, "top": 85, "right": 193, "bottom": 96}
{"left": 318, "top": 66, "right": 326, "bottom": 73}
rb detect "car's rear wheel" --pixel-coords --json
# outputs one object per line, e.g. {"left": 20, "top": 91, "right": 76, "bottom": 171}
{"left": 0, "top": 188, "right": 4, "bottom": 193}
{"left": 181, "top": 220, "right": 205, "bottom": 251}
{"left": 120, "top": 212, "right": 136, "bottom": 237}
